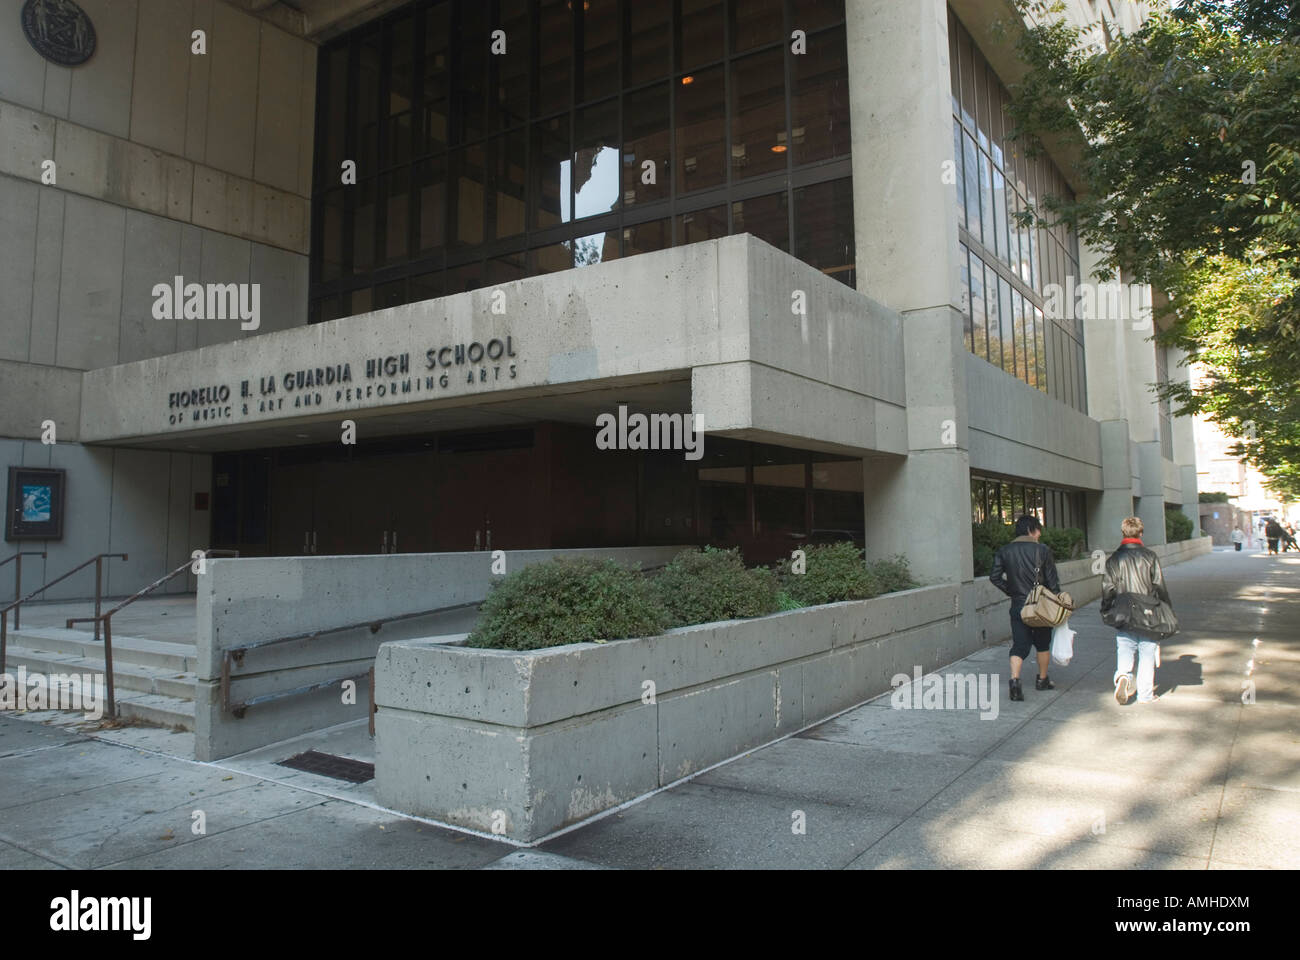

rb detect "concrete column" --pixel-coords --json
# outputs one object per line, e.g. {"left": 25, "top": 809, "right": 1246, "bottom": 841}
{"left": 1136, "top": 440, "right": 1167, "bottom": 545}
{"left": 848, "top": 0, "right": 973, "bottom": 591}
{"left": 1180, "top": 464, "right": 1201, "bottom": 538}
{"left": 1088, "top": 419, "right": 1134, "bottom": 550}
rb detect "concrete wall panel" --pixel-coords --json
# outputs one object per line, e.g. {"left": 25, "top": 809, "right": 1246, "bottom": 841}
{"left": 55, "top": 195, "right": 125, "bottom": 369}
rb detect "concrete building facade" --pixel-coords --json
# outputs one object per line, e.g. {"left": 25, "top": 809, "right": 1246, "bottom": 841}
{"left": 1, "top": 0, "right": 1197, "bottom": 616}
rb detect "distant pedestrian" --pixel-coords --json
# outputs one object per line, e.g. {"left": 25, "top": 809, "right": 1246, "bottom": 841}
{"left": 1265, "top": 518, "right": 1284, "bottom": 555}
{"left": 1231, "top": 527, "right": 1245, "bottom": 552}
{"left": 990, "top": 514, "right": 1061, "bottom": 702}
{"left": 1284, "top": 523, "right": 1299, "bottom": 553}
{"left": 1102, "top": 517, "right": 1174, "bottom": 704}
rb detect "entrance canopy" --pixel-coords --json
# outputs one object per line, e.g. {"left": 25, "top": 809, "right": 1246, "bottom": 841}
{"left": 79, "top": 235, "right": 908, "bottom": 458}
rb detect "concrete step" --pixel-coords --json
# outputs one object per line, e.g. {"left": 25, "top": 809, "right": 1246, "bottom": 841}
{"left": 2, "top": 645, "right": 196, "bottom": 701}
{"left": 7, "top": 627, "right": 195, "bottom": 673}
{"left": 115, "top": 692, "right": 194, "bottom": 731}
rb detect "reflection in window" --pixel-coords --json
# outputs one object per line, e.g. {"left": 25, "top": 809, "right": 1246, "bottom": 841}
{"left": 792, "top": 26, "right": 850, "bottom": 164}
{"left": 794, "top": 178, "right": 854, "bottom": 287}
{"left": 575, "top": 99, "right": 620, "bottom": 220}
{"left": 569, "top": 232, "right": 618, "bottom": 268}
{"left": 679, "top": 205, "right": 727, "bottom": 244}
{"left": 731, "top": 47, "right": 787, "bottom": 180}
{"left": 625, "top": 219, "right": 670, "bottom": 258}
{"left": 623, "top": 84, "right": 670, "bottom": 205}
{"left": 733, "top": 192, "right": 789, "bottom": 252}
{"left": 676, "top": 66, "right": 726, "bottom": 193}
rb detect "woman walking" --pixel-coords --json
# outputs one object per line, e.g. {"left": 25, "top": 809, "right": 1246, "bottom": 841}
{"left": 1101, "top": 517, "right": 1174, "bottom": 705}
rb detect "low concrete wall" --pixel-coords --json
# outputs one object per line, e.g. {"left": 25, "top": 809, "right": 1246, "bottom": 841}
{"left": 375, "top": 582, "right": 968, "bottom": 842}
{"left": 974, "top": 536, "right": 1213, "bottom": 646}
{"left": 193, "top": 546, "right": 688, "bottom": 761}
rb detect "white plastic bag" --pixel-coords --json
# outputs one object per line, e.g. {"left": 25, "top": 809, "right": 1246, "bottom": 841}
{"left": 1051, "top": 621, "right": 1075, "bottom": 666}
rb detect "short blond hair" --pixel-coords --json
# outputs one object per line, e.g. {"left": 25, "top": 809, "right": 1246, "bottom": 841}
{"left": 1121, "top": 516, "right": 1144, "bottom": 538}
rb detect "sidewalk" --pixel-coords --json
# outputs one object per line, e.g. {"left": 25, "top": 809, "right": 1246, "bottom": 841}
{"left": 2, "top": 547, "right": 1296, "bottom": 869}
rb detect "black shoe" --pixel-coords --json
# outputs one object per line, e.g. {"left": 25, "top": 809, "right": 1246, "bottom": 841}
{"left": 1009, "top": 678, "right": 1024, "bottom": 701}
{"left": 1035, "top": 675, "right": 1055, "bottom": 691}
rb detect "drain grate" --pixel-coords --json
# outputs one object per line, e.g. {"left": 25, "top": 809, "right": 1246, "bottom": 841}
{"left": 276, "top": 750, "right": 375, "bottom": 783}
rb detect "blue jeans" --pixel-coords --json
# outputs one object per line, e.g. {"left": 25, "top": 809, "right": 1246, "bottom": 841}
{"left": 1115, "top": 633, "right": 1158, "bottom": 702}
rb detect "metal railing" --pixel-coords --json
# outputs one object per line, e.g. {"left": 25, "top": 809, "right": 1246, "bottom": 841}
{"left": 220, "top": 600, "right": 479, "bottom": 722}
{"left": 64, "top": 550, "right": 238, "bottom": 719}
{"left": 0, "top": 553, "right": 127, "bottom": 674}
{"left": 0, "top": 551, "right": 45, "bottom": 630}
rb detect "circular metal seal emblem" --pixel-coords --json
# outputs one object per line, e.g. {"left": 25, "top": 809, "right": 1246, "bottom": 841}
{"left": 20, "top": 0, "right": 96, "bottom": 67}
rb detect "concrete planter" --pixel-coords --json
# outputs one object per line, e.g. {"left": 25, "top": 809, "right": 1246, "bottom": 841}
{"left": 374, "top": 583, "right": 967, "bottom": 842}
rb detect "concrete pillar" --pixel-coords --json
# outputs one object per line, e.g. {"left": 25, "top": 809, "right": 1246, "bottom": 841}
{"left": 1088, "top": 419, "right": 1134, "bottom": 551}
{"left": 848, "top": 0, "right": 974, "bottom": 593}
{"left": 1136, "top": 440, "right": 1167, "bottom": 545}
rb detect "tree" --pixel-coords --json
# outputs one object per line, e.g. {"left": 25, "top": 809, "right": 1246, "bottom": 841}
{"left": 1002, "top": 0, "right": 1300, "bottom": 491}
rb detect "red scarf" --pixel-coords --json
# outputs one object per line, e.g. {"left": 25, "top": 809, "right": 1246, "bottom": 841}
{"left": 1121, "top": 537, "right": 1143, "bottom": 545}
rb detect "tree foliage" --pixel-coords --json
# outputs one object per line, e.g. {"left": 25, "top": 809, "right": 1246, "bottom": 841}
{"left": 1003, "top": 0, "right": 1300, "bottom": 499}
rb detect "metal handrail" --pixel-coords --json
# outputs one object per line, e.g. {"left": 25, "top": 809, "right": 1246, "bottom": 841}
{"left": 0, "top": 553, "right": 127, "bottom": 674}
{"left": 1, "top": 551, "right": 46, "bottom": 630}
{"left": 221, "top": 599, "right": 480, "bottom": 718}
{"left": 64, "top": 550, "right": 238, "bottom": 719}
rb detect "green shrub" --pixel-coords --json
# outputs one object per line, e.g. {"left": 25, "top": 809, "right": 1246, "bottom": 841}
{"left": 1040, "top": 526, "right": 1086, "bottom": 561}
{"left": 779, "top": 541, "right": 881, "bottom": 606}
{"left": 865, "top": 555, "right": 918, "bottom": 593}
{"left": 972, "top": 521, "right": 1014, "bottom": 575}
{"left": 1165, "top": 506, "right": 1194, "bottom": 542}
{"left": 654, "top": 546, "right": 782, "bottom": 627}
{"left": 465, "top": 558, "right": 667, "bottom": 650}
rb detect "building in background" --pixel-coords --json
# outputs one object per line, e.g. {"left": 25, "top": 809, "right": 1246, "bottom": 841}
{"left": 1, "top": 0, "right": 1196, "bottom": 616}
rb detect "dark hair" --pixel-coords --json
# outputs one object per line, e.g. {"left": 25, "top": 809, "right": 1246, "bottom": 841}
{"left": 1015, "top": 515, "right": 1042, "bottom": 537}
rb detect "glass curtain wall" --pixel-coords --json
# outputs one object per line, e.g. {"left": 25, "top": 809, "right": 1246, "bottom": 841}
{"left": 310, "top": 0, "right": 854, "bottom": 323}
{"left": 949, "top": 8, "right": 1088, "bottom": 415}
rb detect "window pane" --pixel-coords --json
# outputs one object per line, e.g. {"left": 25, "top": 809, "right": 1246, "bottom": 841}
{"left": 381, "top": 166, "right": 410, "bottom": 263}
{"left": 733, "top": 192, "right": 789, "bottom": 252}
{"left": 386, "top": 14, "right": 415, "bottom": 168}
{"left": 319, "top": 189, "right": 345, "bottom": 283}
{"left": 530, "top": 115, "right": 571, "bottom": 229}
{"left": 418, "top": 3, "right": 449, "bottom": 156}
{"left": 790, "top": 0, "right": 845, "bottom": 34}
{"left": 375, "top": 277, "right": 406, "bottom": 309}
{"left": 416, "top": 156, "right": 446, "bottom": 253}
{"left": 570, "top": 231, "right": 618, "bottom": 268}
{"left": 963, "top": 132, "right": 981, "bottom": 242}
{"left": 319, "top": 46, "right": 349, "bottom": 184}
{"left": 445, "top": 261, "right": 484, "bottom": 295}
{"left": 532, "top": 242, "right": 573, "bottom": 273}
{"left": 970, "top": 253, "right": 987, "bottom": 360}
{"left": 954, "top": 119, "right": 966, "bottom": 231}
{"left": 537, "top": 0, "right": 573, "bottom": 117}
{"left": 679, "top": 204, "right": 727, "bottom": 244}
{"left": 409, "top": 270, "right": 443, "bottom": 303}
{"left": 959, "top": 241, "right": 972, "bottom": 349}
{"left": 489, "top": 0, "right": 530, "bottom": 131}
{"left": 676, "top": 66, "right": 726, "bottom": 193}
{"left": 993, "top": 167, "right": 1008, "bottom": 263}
{"left": 623, "top": 83, "right": 671, "bottom": 206}
{"left": 978, "top": 149, "right": 993, "bottom": 250}
{"left": 985, "top": 263, "right": 1002, "bottom": 367}
{"left": 958, "top": 32, "right": 976, "bottom": 131}
{"left": 574, "top": 99, "right": 620, "bottom": 220}
{"left": 679, "top": 0, "right": 724, "bottom": 70}
{"left": 579, "top": 0, "right": 619, "bottom": 103}
{"left": 454, "top": 3, "right": 487, "bottom": 143}
{"left": 357, "top": 30, "right": 381, "bottom": 173}
{"left": 731, "top": 47, "right": 787, "bottom": 180}
{"left": 626, "top": 0, "right": 671, "bottom": 86}
{"left": 1013, "top": 290, "right": 1028, "bottom": 384}
{"left": 488, "top": 129, "right": 527, "bottom": 240}
{"left": 353, "top": 178, "right": 376, "bottom": 270}
{"left": 624, "top": 218, "right": 670, "bottom": 258}
{"left": 730, "top": 0, "right": 783, "bottom": 54}
{"left": 998, "top": 276, "right": 1013, "bottom": 375}
{"left": 792, "top": 25, "right": 849, "bottom": 164}
{"left": 487, "top": 251, "right": 526, "bottom": 285}
{"left": 1033, "top": 306, "right": 1046, "bottom": 392}
{"left": 794, "top": 178, "right": 854, "bottom": 286}
{"left": 449, "top": 142, "right": 486, "bottom": 248}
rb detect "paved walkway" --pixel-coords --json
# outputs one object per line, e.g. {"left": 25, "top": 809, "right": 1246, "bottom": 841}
{"left": 1, "top": 546, "right": 1296, "bottom": 869}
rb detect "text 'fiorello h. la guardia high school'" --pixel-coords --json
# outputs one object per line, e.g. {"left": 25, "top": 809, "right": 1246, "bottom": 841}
{"left": 1, "top": 1, "right": 1199, "bottom": 661}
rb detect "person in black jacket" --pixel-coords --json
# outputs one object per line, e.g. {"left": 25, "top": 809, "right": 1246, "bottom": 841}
{"left": 1101, "top": 516, "right": 1172, "bottom": 704}
{"left": 990, "top": 515, "right": 1062, "bottom": 701}
{"left": 1264, "top": 518, "right": 1283, "bottom": 554}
